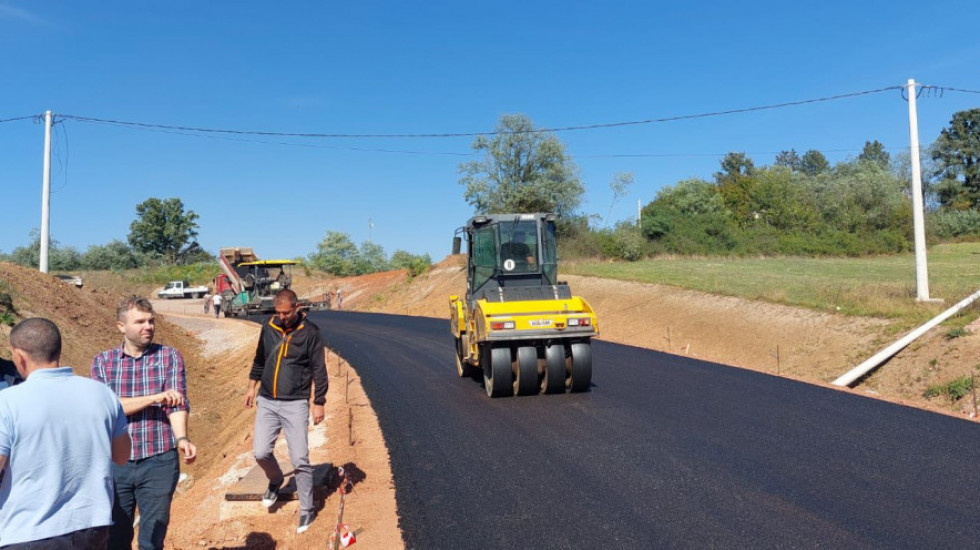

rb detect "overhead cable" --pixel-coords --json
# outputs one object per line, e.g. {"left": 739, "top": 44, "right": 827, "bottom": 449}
{"left": 120, "top": 125, "right": 476, "bottom": 156}
{"left": 0, "top": 115, "right": 35, "bottom": 124}
{"left": 58, "top": 86, "right": 904, "bottom": 139}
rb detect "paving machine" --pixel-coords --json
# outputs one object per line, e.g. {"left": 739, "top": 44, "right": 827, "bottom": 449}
{"left": 215, "top": 247, "right": 328, "bottom": 317}
{"left": 450, "top": 213, "right": 598, "bottom": 397}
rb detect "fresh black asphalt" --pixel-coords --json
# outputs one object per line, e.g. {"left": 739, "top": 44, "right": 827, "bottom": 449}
{"left": 307, "top": 309, "right": 980, "bottom": 549}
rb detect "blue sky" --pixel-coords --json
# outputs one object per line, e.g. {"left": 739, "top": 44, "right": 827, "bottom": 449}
{"left": 2, "top": 1, "right": 979, "bottom": 264}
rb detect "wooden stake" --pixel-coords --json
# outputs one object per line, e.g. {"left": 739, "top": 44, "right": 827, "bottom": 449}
{"left": 972, "top": 373, "right": 978, "bottom": 419}
{"left": 348, "top": 408, "right": 353, "bottom": 446}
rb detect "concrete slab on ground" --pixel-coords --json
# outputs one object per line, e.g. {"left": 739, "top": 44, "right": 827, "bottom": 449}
{"left": 220, "top": 461, "right": 334, "bottom": 521}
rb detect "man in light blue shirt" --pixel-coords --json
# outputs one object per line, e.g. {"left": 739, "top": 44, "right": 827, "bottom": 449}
{"left": 0, "top": 318, "right": 130, "bottom": 549}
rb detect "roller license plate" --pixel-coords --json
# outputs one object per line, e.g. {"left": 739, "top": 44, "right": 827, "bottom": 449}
{"left": 528, "top": 319, "right": 553, "bottom": 327}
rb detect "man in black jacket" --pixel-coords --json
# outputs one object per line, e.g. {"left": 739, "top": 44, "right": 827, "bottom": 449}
{"left": 244, "top": 289, "right": 328, "bottom": 534}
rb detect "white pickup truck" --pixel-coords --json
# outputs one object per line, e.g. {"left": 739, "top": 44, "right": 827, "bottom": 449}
{"left": 157, "top": 280, "right": 209, "bottom": 299}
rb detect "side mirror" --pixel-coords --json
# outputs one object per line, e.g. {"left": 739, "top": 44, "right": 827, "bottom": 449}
{"left": 452, "top": 236, "right": 461, "bottom": 255}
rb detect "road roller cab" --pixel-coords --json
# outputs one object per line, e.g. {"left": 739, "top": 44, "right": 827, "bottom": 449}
{"left": 450, "top": 213, "right": 598, "bottom": 397}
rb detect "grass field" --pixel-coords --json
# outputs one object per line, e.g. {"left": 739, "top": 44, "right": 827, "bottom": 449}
{"left": 564, "top": 242, "right": 980, "bottom": 326}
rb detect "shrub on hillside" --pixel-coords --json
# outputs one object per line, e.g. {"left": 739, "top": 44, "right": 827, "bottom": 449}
{"left": 923, "top": 376, "right": 973, "bottom": 402}
{"left": 929, "top": 209, "right": 980, "bottom": 240}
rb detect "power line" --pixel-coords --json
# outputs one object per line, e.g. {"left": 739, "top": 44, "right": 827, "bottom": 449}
{"left": 80, "top": 118, "right": 908, "bottom": 159}
{"left": 104, "top": 124, "right": 477, "bottom": 156}
{"left": 58, "top": 85, "right": 904, "bottom": 139}
{"left": 0, "top": 115, "right": 35, "bottom": 124}
{"left": 935, "top": 86, "right": 980, "bottom": 95}
{"left": 6, "top": 82, "right": 976, "bottom": 137}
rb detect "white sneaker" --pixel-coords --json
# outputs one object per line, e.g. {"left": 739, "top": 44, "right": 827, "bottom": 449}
{"left": 297, "top": 511, "right": 316, "bottom": 533}
{"left": 261, "top": 480, "right": 282, "bottom": 508}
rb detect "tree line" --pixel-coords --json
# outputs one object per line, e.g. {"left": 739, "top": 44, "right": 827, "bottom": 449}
{"left": 459, "top": 109, "right": 980, "bottom": 260}
{"left": 0, "top": 197, "right": 432, "bottom": 277}
{"left": 0, "top": 197, "right": 212, "bottom": 271}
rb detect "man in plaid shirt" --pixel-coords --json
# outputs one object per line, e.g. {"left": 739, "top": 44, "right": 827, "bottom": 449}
{"left": 92, "top": 295, "right": 197, "bottom": 550}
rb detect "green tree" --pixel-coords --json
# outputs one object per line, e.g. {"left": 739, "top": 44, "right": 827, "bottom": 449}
{"left": 50, "top": 246, "right": 82, "bottom": 271}
{"left": 714, "top": 152, "right": 758, "bottom": 224}
{"left": 931, "top": 108, "right": 980, "bottom": 208}
{"left": 748, "top": 167, "right": 820, "bottom": 231}
{"left": 459, "top": 114, "right": 584, "bottom": 217}
{"left": 641, "top": 178, "right": 737, "bottom": 253}
{"left": 307, "top": 231, "right": 359, "bottom": 275}
{"left": 774, "top": 149, "right": 802, "bottom": 172}
{"left": 803, "top": 160, "right": 912, "bottom": 254}
{"left": 714, "top": 152, "right": 755, "bottom": 184}
{"left": 800, "top": 149, "right": 829, "bottom": 176}
{"left": 82, "top": 240, "right": 145, "bottom": 270}
{"left": 354, "top": 241, "right": 389, "bottom": 275}
{"left": 1, "top": 230, "right": 81, "bottom": 270}
{"left": 128, "top": 198, "right": 201, "bottom": 265}
{"left": 858, "top": 140, "right": 890, "bottom": 170}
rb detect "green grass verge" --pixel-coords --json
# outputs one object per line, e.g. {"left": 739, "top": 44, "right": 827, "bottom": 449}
{"left": 563, "top": 242, "right": 980, "bottom": 326}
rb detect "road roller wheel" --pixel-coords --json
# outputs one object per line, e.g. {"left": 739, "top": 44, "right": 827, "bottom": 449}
{"left": 514, "top": 346, "right": 539, "bottom": 396}
{"left": 455, "top": 337, "right": 473, "bottom": 378}
{"left": 567, "top": 342, "right": 592, "bottom": 393}
{"left": 484, "top": 346, "right": 513, "bottom": 398}
{"left": 542, "top": 344, "right": 566, "bottom": 394}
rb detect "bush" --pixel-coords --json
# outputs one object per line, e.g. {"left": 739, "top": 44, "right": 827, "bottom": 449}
{"left": 82, "top": 241, "right": 146, "bottom": 271}
{"left": 923, "top": 376, "right": 973, "bottom": 401}
{"left": 945, "top": 327, "right": 969, "bottom": 340}
{"left": 390, "top": 251, "right": 432, "bottom": 277}
{"left": 929, "top": 209, "right": 980, "bottom": 240}
{"left": 610, "top": 226, "right": 647, "bottom": 261}
{"left": 0, "top": 286, "right": 16, "bottom": 327}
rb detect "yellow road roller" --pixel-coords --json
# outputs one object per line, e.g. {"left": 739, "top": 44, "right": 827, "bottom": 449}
{"left": 450, "top": 213, "right": 598, "bottom": 397}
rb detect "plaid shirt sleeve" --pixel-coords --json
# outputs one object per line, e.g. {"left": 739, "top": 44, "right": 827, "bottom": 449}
{"left": 90, "top": 352, "right": 107, "bottom": 385}
{"left": 164, "top": 346, "right": 190, "bottom": 415}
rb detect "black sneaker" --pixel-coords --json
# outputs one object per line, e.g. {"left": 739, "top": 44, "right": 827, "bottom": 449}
{"left": 297, "top": 511, "right": 316, "bottom": 534}
{"left": 261, "top": 479, "right": 283, "bottom": 508}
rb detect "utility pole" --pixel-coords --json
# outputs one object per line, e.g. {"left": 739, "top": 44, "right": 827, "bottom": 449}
{"left": 40, "top": 110, "right": 53, "bottom": 274}
{"left": 906, "top": 79, "right": 932, "bottom": 301}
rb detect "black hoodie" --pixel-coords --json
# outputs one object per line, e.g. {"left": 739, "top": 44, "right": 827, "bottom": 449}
{"left": 249, "top": 313, "right": 328, "bottom": 404}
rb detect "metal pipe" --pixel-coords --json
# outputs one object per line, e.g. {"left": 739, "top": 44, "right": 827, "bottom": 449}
{"left": 833, "top": 288, "right": 980, "bottom": 387}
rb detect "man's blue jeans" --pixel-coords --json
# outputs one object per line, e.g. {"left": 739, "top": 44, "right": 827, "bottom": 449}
{"left": 109, "top": 449, "right": 179, "bottom": 550}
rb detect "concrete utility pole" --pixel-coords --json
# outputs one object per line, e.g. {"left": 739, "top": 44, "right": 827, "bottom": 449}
{"left": 906, "top": 79, "right": 932, "bottom": 301}
{"left": 40, "top": 110, "right": 53, "bottom": 274}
